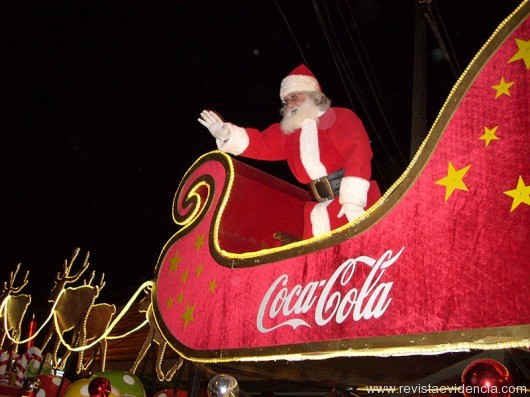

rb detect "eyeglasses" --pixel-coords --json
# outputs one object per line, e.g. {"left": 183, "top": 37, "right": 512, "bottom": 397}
{"left": 281, "top": 92, "right": 306, "bottom": 106}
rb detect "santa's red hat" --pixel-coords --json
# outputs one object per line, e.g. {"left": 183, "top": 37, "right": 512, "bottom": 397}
{"left": 279, "top": 64, "right": 321, "bottom": 100}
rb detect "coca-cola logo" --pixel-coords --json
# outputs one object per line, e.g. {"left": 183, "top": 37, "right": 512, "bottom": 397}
{"left": 257, "top": 247, "right": 404, "bottom": 333}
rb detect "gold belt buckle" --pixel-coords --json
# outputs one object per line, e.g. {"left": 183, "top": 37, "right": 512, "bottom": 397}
{"left": 309, "top": 177, "right": 334, "bottom": 203}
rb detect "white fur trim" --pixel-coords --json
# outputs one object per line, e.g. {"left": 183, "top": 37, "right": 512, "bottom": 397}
{"left": 216, "top": 123, "right": 249, "bottom": 155}
{"left": 338, "top": 202, "right": 365, "bottom": 222}
{"left": 299, "top": 119, "right": 327, "bottom": 180}
{"left": 339, "top": 176, "right": 370, "bottom": 207}
{"left": 280, "top": 75, "right": 320, "bottom": 99}
{"left": 310, "top": 200, "right": 333, "bottom": 236}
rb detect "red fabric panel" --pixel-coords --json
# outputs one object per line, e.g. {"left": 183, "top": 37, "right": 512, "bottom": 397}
{"left": 219, "top": 173, "right": 307, "bottom": 252}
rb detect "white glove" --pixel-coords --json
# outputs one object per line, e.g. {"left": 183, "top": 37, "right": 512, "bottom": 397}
{"left": 337, "top": 202, "right": 365, "bottom": 221}
{"left": 198, "top": 110, "right": 230, "bottom": 141}
{"left": 337, "top": 176, "right": 370, "bottom": 222}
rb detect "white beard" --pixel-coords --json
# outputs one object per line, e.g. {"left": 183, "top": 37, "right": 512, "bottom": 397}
{"left": 280, "top": 99, "right": 320, "bottom": 134}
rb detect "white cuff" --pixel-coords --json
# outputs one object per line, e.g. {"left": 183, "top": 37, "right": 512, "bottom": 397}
{"left": 216, "top": 123, "right": 249, "bottom": 155}
{"left": 339, "top": 176, "right": 370, "bottom": 208}
{"left": 310, "top": 201, "right": 333, "bottom": 236}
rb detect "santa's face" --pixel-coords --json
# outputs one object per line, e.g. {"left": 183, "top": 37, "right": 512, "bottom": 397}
{"left": 280, "top": 92, "right": 320, "bottom": 134}
{"left": 282, "top": 92, "right": 306, "bottom": 112}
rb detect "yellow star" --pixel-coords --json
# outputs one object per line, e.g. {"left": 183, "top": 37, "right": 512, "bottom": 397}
{"left": 435, "top": 162, "right": 471, "bottom": 201}
{"left": 503, "top": 176, "right": 530, "bottom": 212}
{"left": 209, "top": 279, "right": 217, "bottom": 294}
{"left": 166, "top": 295, "right": 174, "bottom": 309}
{"left": 491, "top": 77, "right": 515, "bottom": 98}
{"left": 194, "top": 233, "right": 205, "bottom": 252}
{"left": 168, "top": 251, "right": 182, "bottom": 273}
{"left": 181, "top": 304, "right": 196, "bottom": 329}
{"left": 508, "top": 38, "right": 530, "bottom": 69}
{"left": 177, "top": 291, "right": 184, "bottom": 304}
{"left": 479, "top": 125, "right": 499, "bottom": 147}
{"left": 180, "top": 269, "right": 189, "bottom": 283}
{"left": 195, "top": 264, "right": 203, "bottom": 277}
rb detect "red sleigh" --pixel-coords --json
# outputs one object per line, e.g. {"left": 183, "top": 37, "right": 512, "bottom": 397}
{"left": 153, "top": 2, "right": 529, "bottom": 362}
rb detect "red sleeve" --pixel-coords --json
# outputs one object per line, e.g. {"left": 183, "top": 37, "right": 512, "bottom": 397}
{"left": 240, "top": 123, "right": 289, "bottom": 161}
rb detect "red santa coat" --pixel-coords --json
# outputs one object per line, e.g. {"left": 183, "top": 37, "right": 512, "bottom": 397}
{"left": 240, "top": 107, "right": 373, "bottom": 184}
{"left": 220, "top": 106, "right": 379, "bottom": 238}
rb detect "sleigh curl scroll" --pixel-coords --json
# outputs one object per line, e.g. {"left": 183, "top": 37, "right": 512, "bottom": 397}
{"left": 171, "top": 153, "right": 224, "bottom": 231}
{"left": 168, "top": 150, "right": 322, "bottom": 265}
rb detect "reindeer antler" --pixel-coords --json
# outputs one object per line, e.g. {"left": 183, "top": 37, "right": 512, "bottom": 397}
{"left": 50, "top": 249, "right": 92, "bottom": 303}
{"left": 64, "top": 248, "right": 80, "bottom": 277}
{"left": 83, "top": 270, "right": 97, "bottom": 286}
{"left": 84, "top": 272, "right": 105, "bottom": 293}
{"left": 96, "top": 273, "right": 106, "bottom": 293}
{"left": 7, "top": 263, "right": 29, "bottom": 294}
{"left": 56, "top": 248, "right": 90, "bottom": 283}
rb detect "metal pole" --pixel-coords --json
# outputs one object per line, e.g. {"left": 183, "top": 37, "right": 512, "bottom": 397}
{"left": 410, "top": 1, "right": 428, "bottom": 160}
{"left": 187, "top": 363, "right": 203, "bottom": 397}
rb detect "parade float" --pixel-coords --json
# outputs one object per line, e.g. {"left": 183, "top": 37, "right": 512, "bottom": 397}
{"left": 1, "top": 1, "right": 529, "bottom": 397}
{"left": 149, "top": 0, "right": 529, "bottom": 390}
{"left": 152, "top": 0, "right": 529, "bottom": 360}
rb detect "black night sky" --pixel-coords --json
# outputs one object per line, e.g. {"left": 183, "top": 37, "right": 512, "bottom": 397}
{"left": 0, "top": 1, "right": 522, "bottom": 315}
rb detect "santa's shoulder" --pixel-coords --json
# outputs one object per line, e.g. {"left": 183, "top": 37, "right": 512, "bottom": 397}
{"left": 319, "top": 107, "right": 362, "bottom": 129}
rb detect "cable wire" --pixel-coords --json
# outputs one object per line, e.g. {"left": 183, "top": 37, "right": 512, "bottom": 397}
{"left": 312, "top": 0, "right": 407, "bottom": 173}
{"left": 424, "top": 2, "right": 461, "bottom": 79}
{"left": 274, "top": 0, "right": 310, "bottom": 67}
{"left": 431, "top": 0, "right": 461, "bottom": 74}
{"left": 336, "top": 0, "right": 409, "bottom": 165}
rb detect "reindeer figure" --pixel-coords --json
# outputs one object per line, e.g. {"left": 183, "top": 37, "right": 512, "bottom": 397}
{"left": 58, "top": 303, "right": 116, "bottom": 374}
{"left": 130, "top": 289, "right": 183, "bottom": 381}
{"left": 78, "top": 302, "right": 116, "bottom": 373}
{"left": 58, "top": 272, "right": 116, "bottom": 374}
{"left": 0, "top": 264, "right": 31, "bottom": 351}
{"left": 40, "top": 248, "right": 104, "bottom": 368}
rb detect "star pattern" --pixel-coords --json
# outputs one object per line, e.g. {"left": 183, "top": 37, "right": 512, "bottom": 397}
{"left": 194, "top": 233, "right": 205, "bottom": 252}
{"left": 181, "top": 304, "right": 196, "bottom": 329}
{"left": 479, "top": 126, "right": 499, "bottom": 147}
{"left": 491, "top": 77, "right": 514, "bottom": 98}
{"left": 508, "top": 38, "right": 530, "bottom": 69}
{"left": 160, "top": 232, "right": 221, "bottom": 331}
{"left": 504, "top": 176, "right": 530, "bottom": 212}
{"left": 209, "top": 279, "right": 217, "bottom": 294}
{"left": 180, "top": 269, "right": 189, "bottom": 283}
{"left": 195, "top": 264, "right": 203, "bottom": 277}
{"left": 166, "top": 295, "right": 174, "bottom": 309}
{"left": 434, "top": 37, "right": 528, "bottom": 209}
{"left": 168, "top": 251, "right": 182, "bottom": 273}
{"left": 435, "top": 162, "right": 471, "bottom": 201}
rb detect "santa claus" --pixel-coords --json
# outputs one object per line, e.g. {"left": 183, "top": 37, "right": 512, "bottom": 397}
{"left": 199, "top": 64, "right": 380, "bottom": 238}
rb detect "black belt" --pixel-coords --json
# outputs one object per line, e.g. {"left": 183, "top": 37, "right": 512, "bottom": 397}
{"left": 307, "top": 168, "right": 344, "bottom": 202}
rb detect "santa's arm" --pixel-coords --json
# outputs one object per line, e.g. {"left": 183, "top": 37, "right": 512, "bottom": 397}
{"left": 332, "top": 109, "right": 374, "bottom": 221}
{"left": 198, "top": 110, "right": 287, "bottom": 160}
{"left": 337, "top": 176, "right": 370, "bottom": 221}
{"left": 214, "top": 122, "right": 250, "bottom": 155}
